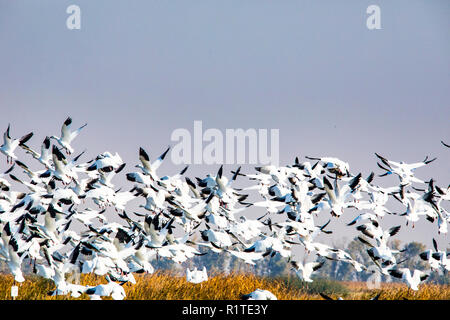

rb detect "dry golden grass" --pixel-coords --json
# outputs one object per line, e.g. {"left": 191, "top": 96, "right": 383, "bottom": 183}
{"left": 0, "top": 271, "right": 448, "bottom": 300}
{"left": 340, "top": 281, "right": 450, "bottom": 300}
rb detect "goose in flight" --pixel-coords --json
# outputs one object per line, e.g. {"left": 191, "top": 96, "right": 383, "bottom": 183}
{"left": 40, "top": 145, "right": 81, "bottom": 184}
{"left": 136, "top": 146, "right": 170, "bottom": 180}
{"left": 323, "top": 176, "right": 356, "bottom": 217}
{"left": 186, "top": 266, "right": 208, "bottom": 284}
{"left": 0, "top": 124, "right": 33, "bottom": 164}
{"left": 293, "top": 158, "right": 326, "bottom": 187}
{"left": 141, "top": 214, "right": 175, "bottom": 249}
{"left": 221, "top": 247, "right": 265, "bottom": 265}
{"left": 200, "top": 226, "right": 233, "bottom": 248}
{"left": 85, "top": 276, "right": 127, "bottom": 300}
{"left": 229, "top": 216, "right": 265, "bottom": 241}
{"left": 290, "top": 260, "right": 325, "bottom": 282}
{"left": 241, "top": 289, "right": 277, "bottom": 300}
{"left": 419, "top": 238, "right": 443, "bottom": 271}
{"left": 305, "top": 156, "right": 350, "bottom": 177}
{"left": 4, "top": 237, "right": 27, "bottom": 283}
{"left": 441, "top": 140, "right": 450, "bottom": 148}
{"left": 86, "top": 151, "right": 124, "bottom": 172}
{"left": 252, "top": 198, "right": 286, "bottom": 214}
{"left": 356, "top": 219, "right": 401, "bottom": 244}
{"left": 300, "top": 240, "right": 334, "bottom": 258}
{"left": 70, "top": 208, "right": 107, "bottom": 227}
{"left": 20, "top": 136, "right": 52, "bottom": 168}
{"left": 358, "top": 235, "right": 404, "bottom": 266}
{"left": 375, "top": 153, "right": 436, "bottom": 185}
{"left": 419, "top": 238, "right": 450, "bottom": 272}
{"left": 244, "top": 233, "right": 292, "bottom": 258}
{"left": 50, "top": 117, "right": 87, "bottom": 155}
{"left": 342, "top": 172, "right": 374, "bottom": 201}
{"left": 347, "top": 212, "right": 378, "bottom": 226}
{"left": 399, "top": 196, "right": 435, "bottom": 229}
{"left": 351, "top": 187, "right": 392, "bottom": 218}
{"left": 388, "top": 268, "right": 429, "bottom": 291}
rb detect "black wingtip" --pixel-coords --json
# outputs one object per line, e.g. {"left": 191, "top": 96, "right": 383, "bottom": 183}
{"left": 160, "top": 146, "right": 170, "bottom": 160}
{"left": 19, "top": 132, "right": 34, "bottom": 145}
{"left": 139, "top": 147, "right": 150, "bottom": 162}
{"left": 64, "top": 117, "right": 72, "bottom": 126}
{"left": 319, "top": 293, "right": 334, "bottom": 300}
{"left": 180, "top": 165, "right": 189, "bottom": 175}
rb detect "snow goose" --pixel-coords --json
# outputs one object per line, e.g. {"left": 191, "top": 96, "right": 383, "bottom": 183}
{"left": 85, "top": 275, "right": 126, "bottom": 300}
{"left": 142, "top": 214, "right": 175, "bottom": 248}
{"left": 419, "top": 238, "right": 444, "bottom": 271}
{"left": 50, "top": 117, "right": 87, "bottom": 154}
{"left": 136, "top": 146, "right": 170, "bottom": 180}
{"left": 20, "top": 136, "right": 52, "bottom": 168}
{"left": 229, "top": 216, "right": 264, "bottom": 241}
{"left": 347, "top": 212, "right": 378, "bottom": 226}
{"left": 290, "top": 260, "right": 324, "bottom": 282}
{"left": 244, "top": 233, "right": 292, "bottom": 258}
{"left": 388, "top": 268, "right": 429, "bottom": 291}
{"left": 375, "top": 153, "right": 436, "bottom": 185}
{"left": 241, "top": 289, "right": 277, "bottom": 300}
{"left": 40, "top": 146, "right": 79, "bottom": 184}
{"left": 0, "top": 124, "right": 33, "bottom": 164}
{"left": 71, "top": 208, "right": 107, "bottom": 226}
{"left": 358, "top": 236, "right": 404, "bottom": 265}
{"left": 222, "top": 247, "right": 265, "bottom": 265}
{"left": 86, "top": 151, "right": 123, "bottom": 172}
{"left": 322, "top": 176, "right": 355, "bottom": 217}
{"left": 186, "top": 266, "right": 208, "bottom": 284}
{"left": 200, "top": 226, "right": 233, "bottom": 248}
{"left": 305, "top": 156, "right": 350, "bottom": 177}
{"left": 6, "top": 237, "right": 26, "bottom": 283}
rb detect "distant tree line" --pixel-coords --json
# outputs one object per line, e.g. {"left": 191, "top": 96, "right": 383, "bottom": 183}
{"left": 1, "top": 237, "right": 447, "bottom": 285}
{"left": 152, "top": 238, "right": 449, "bottom": 285}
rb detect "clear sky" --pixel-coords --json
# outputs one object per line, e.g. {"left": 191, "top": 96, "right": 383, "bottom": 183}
{"left": 0, "top": 0, "right": 449, "bottom": 247}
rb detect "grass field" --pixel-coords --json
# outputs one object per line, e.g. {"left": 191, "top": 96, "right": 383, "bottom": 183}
{"left": 0, "top": 271, "right": 448, "bottom": 300}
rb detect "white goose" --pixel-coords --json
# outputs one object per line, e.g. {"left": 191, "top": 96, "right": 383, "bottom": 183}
{"left": 85, "top": 276, "right": 126, "bottom": 300}
{"left": 241, "top": 289, "right": 277, "bottom": 300}
{"left": 50, "top": 117, "right": 87, "bottom": 154}
{"left": 20, "top": 136, "right": 52, "bottom": 168}
{"left": 388, "top": 268, "right": 429, "bottom": 291}
{"left": 323, "top": 176, "right": 355, "bottom": 217}
{"left": 186, "top": 266, "right": 208, "bottom": 284}
{"left": 0, "top": 124, "right": 33, "bottom": 164}
{"left": 375, "top": 153, "right": 436, "bottom": 185}
{"left": 305, "top": 156, "right": 350, "bottom": 177}
{"left": 290, "top": 260, "right": 324, "bottom": 282}
{"left": 136, "top": 146, "right": 170, "bottom": 180}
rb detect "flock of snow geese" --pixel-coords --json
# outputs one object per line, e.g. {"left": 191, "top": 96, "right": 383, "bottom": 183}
{"left": 0, "top": 117, "right": 448, "bottom": 300}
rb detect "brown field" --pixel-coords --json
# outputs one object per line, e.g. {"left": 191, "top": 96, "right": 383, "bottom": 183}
{"left": 0, "top": 271, "right": 448, "bottom": 300}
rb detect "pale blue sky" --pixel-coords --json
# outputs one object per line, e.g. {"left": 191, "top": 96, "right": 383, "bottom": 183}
{"left": 0, "top": 0, "right": 449, "bottom": 246}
